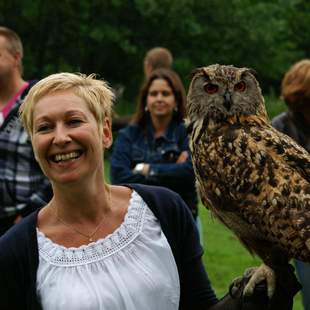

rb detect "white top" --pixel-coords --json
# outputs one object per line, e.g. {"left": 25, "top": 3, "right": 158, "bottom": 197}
{"left": 36, "top": 191, "right": 180, "bottom": 310}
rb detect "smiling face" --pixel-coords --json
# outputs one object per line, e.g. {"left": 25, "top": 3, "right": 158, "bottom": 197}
{"left": 146, "top": 78, "right": 177, "bottom": 122}
{"left": 32, "top": 90, "right": 111, "bottom": 186}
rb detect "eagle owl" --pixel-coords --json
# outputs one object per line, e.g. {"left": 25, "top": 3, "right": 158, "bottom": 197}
{"left": 186, "top": 64, "right": 310, "bottom": 294}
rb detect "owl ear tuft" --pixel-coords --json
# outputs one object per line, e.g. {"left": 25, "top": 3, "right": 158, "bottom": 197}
{"left": 248, "top": 68, "right": 258, "bottom": 78}
{"left": 189, "top": 67, "right": 205, "bottom": 80}
{"left": 241, "top": 68, "right": 258, "bottom": 79}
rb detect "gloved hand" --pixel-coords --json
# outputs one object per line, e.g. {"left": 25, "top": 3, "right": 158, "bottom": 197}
{"left": 209, "top": 262, "right": 301, "bottom": 310}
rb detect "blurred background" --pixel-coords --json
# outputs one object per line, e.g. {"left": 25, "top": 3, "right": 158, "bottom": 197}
{"left": 1, "top": 0, "right": 309, "bottom": 117}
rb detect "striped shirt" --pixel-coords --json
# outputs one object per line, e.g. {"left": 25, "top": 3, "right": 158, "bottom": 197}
{"left": 0, "top": 81, "right": 52, "bottom": 219}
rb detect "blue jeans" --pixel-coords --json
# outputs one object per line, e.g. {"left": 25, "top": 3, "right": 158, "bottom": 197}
{"left": 295, "top": 259, "right": 310, "bottom": 310}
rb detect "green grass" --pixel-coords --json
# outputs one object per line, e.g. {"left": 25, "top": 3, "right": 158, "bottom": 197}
{"left": 264, "top": 94, "right": 287, "bottom": 120}
{"left": 200, "top": 206, "right": 260, "bottom": 296}
{"left": 200, "top": 206, "right": 303, "bottom": 309}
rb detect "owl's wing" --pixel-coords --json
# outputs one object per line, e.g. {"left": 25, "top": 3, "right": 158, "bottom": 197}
{"left": 193, "top": 123, "right": 310, "bottom": 261}
{"left": 252, "top": 124, "right": 310, "bottom": 182}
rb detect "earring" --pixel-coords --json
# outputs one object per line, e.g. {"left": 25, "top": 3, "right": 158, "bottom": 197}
{"left": 145, "top": 106, "right": 148, "bottom": 112}
{"left": 174, "top": 106, "right": 178, "bottom": 112}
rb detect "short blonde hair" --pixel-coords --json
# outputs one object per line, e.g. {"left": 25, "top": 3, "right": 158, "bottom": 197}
{"left": 19, "top": 72, "right": 114, "bottom": 136}
{"left": 281, "top": 59, "right": 310, "bottom": 106}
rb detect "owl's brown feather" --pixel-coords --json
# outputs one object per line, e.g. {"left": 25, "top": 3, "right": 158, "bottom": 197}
{"left": 187, "top": 64, "right": 310, "bottom": 266}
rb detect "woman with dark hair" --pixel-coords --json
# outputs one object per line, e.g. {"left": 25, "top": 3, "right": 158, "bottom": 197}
{"left": 110, "top": 68, "right": 198, "bottom": 219}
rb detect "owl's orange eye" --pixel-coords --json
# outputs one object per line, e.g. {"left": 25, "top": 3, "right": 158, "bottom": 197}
{"left": 204, "top": 83, "right": 219, "bottom": 94}
{"left": 234, "top": 81, "right": 246, "bottom": 92}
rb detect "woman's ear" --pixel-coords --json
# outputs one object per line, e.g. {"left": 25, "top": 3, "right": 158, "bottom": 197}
{"left": 102, "top": 117, "right": 113, "bottom": 149}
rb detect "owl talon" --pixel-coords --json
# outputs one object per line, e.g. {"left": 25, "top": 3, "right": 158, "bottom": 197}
{"left": 230, "top": 266, "right": 256, "bottom": 292}
{"left": 243, "top": 263, "right": 275, "bottom": 298}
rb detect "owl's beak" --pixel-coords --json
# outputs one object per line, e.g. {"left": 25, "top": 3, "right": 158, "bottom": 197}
{"left": 223, "top": 92, "right": 232, "bottom": 111}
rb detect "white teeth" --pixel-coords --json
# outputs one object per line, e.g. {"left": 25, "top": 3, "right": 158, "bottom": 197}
{"left": 54, "top": 152, "right": 80, "bottom": 162}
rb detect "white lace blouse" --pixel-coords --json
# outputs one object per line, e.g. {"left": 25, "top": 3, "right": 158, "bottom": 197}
{"left": 36, "top": 191, "right": 180, "bottom": 310}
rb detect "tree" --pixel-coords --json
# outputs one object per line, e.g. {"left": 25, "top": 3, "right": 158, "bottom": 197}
{"left": 0, "top": 0, "right": 307, "bottom": 103}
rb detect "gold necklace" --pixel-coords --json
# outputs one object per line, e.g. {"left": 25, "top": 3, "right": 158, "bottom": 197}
{"left": 55, "top": 185, "right": 112, "bottom": 242}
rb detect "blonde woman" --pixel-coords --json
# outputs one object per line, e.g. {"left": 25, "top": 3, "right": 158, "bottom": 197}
{"left": 0, "top": 73, "right": 295, "bottom": 309}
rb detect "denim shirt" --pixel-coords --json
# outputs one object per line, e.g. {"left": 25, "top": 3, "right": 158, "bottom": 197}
{"left": 110, "top": 119, "right": 198, "bottom": 216}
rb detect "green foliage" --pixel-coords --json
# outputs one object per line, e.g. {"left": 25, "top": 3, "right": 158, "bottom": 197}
{"left": 1, "top": 0, "right": 308, "bottom": 110}
{"left": 265, "top": 94, "right": 287, "bottom": 120}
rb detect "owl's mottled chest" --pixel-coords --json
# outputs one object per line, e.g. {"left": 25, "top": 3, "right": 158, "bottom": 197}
{"left": 190, "top": 119, "right": 261, "bottom": 193}
{"left": 189, "top": 119, "right": 271, "bottom": 255}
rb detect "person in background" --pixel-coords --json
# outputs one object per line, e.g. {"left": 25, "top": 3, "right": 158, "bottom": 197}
{"left": 0, "top": 26, "right": 51, "bottom": 236}
{"left": 112, "top": 47, "right": 173, "bottom": 131}
{"left": 272, "top": 59, "right": 310, "bottom": 310}
{"left": 0, "top": 72, "right": 299, "bottom": 309}
{"left": 111, "top": 68, "right": 197, "bottom": 220}
{"left": 143, "top": 46, "right": 173, "bottom": 79}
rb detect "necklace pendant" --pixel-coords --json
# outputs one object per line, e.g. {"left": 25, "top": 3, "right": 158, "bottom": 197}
{"left": 89, "top": 238, "right": 93, "bottom": 242}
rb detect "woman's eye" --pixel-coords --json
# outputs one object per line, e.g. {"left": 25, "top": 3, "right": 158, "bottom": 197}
{"left": 204, "top": 83, "right": 219, "bottom": 94}
{"left": 149, "top": 91, "right": 158, "bottom": 97}
{"left": 148, "top": 91, "right": 172, "bottom": 97}
{"left": 68, "top": 119, "right": 82, "bottom": 125}
{"left": 37, "top": 126, "right": 50, "bottom": 133}
{"left": 234, "top": 81, "right": 246, "bottom": 92}
{"left": 162, "top": 91, "right": 172, "bottom": 97}
{"left": 36, "top": 124, "right": 51, "bottom": 132}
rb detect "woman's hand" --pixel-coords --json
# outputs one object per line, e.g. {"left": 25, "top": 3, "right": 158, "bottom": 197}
{"left": 176, "top": 151, "right": 188, "bottom": 163}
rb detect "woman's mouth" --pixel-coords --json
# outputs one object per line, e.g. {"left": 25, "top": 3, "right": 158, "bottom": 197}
{"left": 51, "top": 151, "right": 83, "bottom": 163}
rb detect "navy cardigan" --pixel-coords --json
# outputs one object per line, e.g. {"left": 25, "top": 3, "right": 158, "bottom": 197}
{"left": 0, "top": 184, "right": 217, "bottom": 309}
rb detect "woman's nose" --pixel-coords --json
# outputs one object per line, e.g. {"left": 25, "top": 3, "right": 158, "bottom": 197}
{"left": 53, "top": 125, "right": 71, "bottom": 145}
{"left": 155, "top": 92, "right": 163, "bottom": 100}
